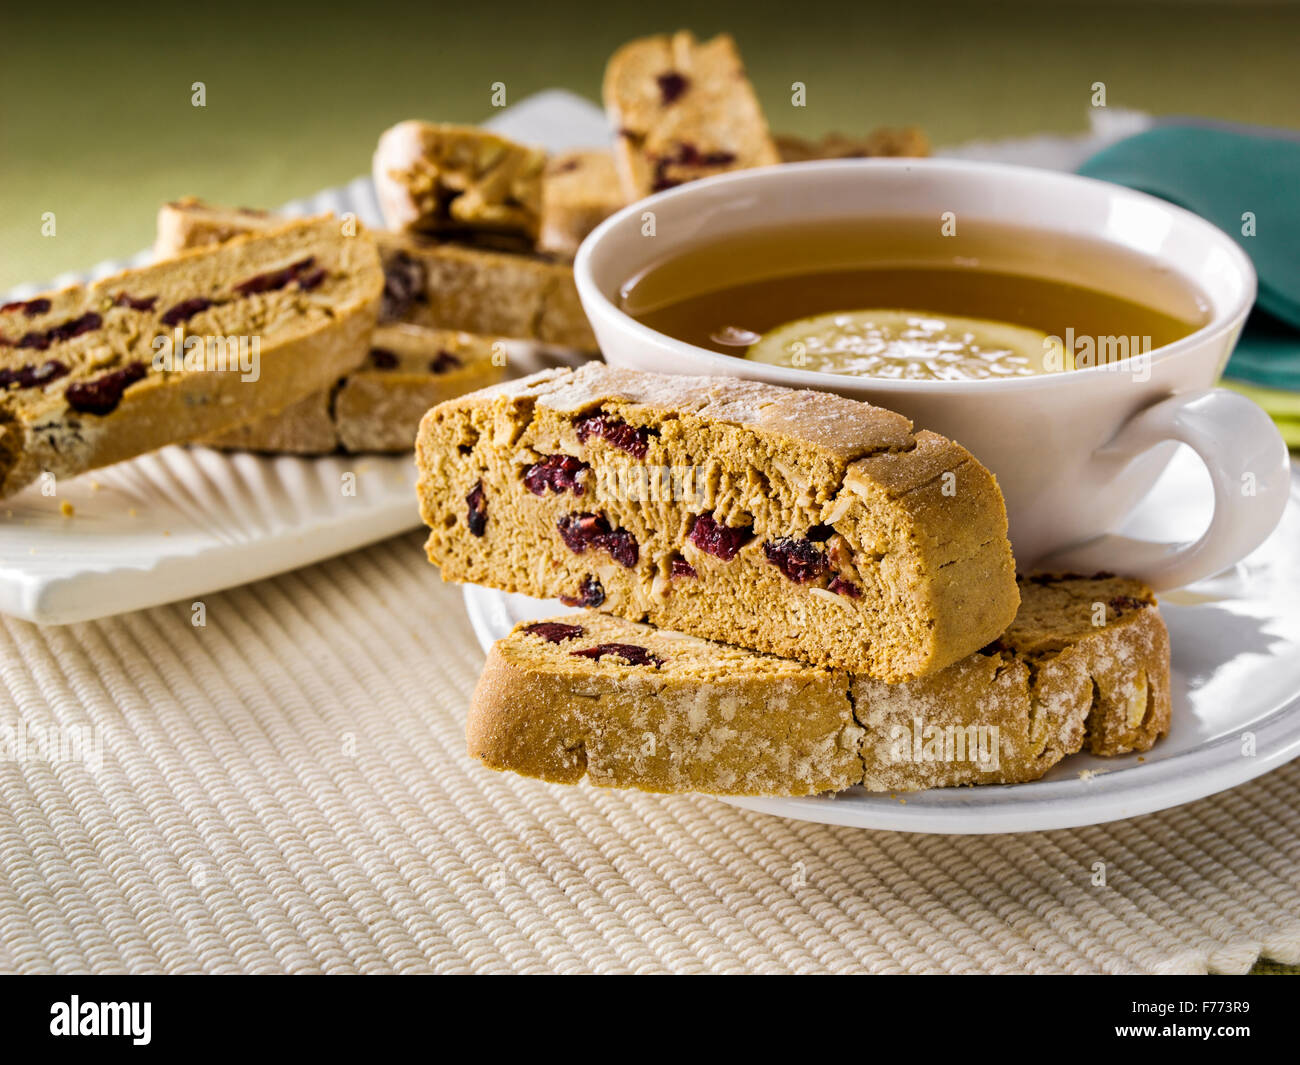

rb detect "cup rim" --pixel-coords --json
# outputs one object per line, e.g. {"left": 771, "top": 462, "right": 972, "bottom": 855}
{"left": 573, "top": 157, "right": 1259, "bottom": 394}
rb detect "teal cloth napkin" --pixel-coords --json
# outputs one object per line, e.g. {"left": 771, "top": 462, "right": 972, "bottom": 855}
{"left": 1077, "top": 122, "right": 1300, "bottom": 390}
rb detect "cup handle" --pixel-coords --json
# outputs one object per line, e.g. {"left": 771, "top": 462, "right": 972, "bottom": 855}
{"left": 1037, "top": 388, "right": 1291, "bottom": 591}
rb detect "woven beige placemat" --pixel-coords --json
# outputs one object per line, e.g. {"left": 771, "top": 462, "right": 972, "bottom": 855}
{"left": 1, "top": 530, "right": 1298, "bottom": 974}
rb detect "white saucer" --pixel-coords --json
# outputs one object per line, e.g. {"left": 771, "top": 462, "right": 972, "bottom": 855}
{"left": 464, "top": 449, "right": 1300, "bottom": 833}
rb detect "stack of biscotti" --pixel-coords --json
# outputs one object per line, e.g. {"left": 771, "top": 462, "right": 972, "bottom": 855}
{"left": 370, "top": 122, "right": 597, "bottom": 349}
{"left": 415, "top": 364, "right": 1171, "bottom": 796}
{"left": 419, "top": 364, "right": 1019, "bottom": 680}
{"left": 1, "top": 216, "right": 382, "bottom": 498}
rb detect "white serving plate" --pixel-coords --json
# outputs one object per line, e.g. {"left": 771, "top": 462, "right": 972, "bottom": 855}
{"left": 0, "top": 92, "right": 610, "bottom": 625}
{"left": 466, "top": 450, "right": 1300, "bottom": 834}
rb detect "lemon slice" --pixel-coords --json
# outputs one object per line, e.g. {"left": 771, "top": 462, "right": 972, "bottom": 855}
{"left": 744, "top": 309, "right": 1070, "bottom": 380}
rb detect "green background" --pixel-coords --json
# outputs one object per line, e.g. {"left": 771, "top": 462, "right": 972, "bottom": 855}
{"left": 3, "top": 0, "right": 1300, "bottom": 291}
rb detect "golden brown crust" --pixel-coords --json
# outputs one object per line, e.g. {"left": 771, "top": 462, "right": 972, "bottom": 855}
{"left": 467, "top": 576, "right": 1171, "bottom": 795}
{"left": 419, "top": 364, "right": 1019, "bottom": 681}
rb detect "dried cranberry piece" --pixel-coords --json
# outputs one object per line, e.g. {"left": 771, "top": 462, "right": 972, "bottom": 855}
{"left": 1108, "top": 595, "right": 1148, "bottom": 612}
{"left": 380, "top": 251, "right": 427, "bottom": 323}
{"left": 598, "top": 528, "right": 638, "bottom": 568}
{"left": 15, "top": 332, "right": 50, "bottom": 351}
{"left": 234, "top": 256, "right": 318, "bottom": 296}
{"left": 687, "top": 513, "right": 752, "bottom": 561}
{"left": 524, "top": 621, "right": 585, "bottom": 643}
{"left": 0, "top": 359, "right": 69, "bottom": 390}
{"left": 557, "top": 512, "right": 638, "bottom": 568}
{"left": 429, "top": 351, "right": 461, "bottom": 374}
{"left": 558, "top": 512, "right": 608, "bottom": 552}
{"left": 574, "top": 414, "right": 652, "bottom": 459}
{"left": 570, "top": 642, "right": 662, "bottom": 668}
{"left": 113, "top": 293, "right": 157, "bottom": 311}
{"left": 763, "top": 537, "right": 829, "bottom": 583}
{"left": 465, "top": 481, "right": 488, "bottom": 537}
{"left": 368, "top": 348, "right": 399, "bottom": 370}
{"left": 296, "top": 267, "right": 326, "bottom": 291}
{"left": 827, "top": 576, "right": 861, "bottom": 598}
{"left": 669, "top": 557, "right": 697, "bottom": 579}
{"left": 49, "top": 312, "right": 101, "bottom": 344}
{"left": 806, "top": 524, "right": 834, "bottom": 542}
{"left": 560, "top": 576, "right": 605, "bottom": 608}
{"left": 64, "top": 361, "right": 147, "bottom": 415}
{"left": 160, "top": 298, "right": 214, "bottom": 326}
{"left": 524, "top": 454, "right": 588, "bottom": 496}
{"left": 656, "top": 72, "right": 689, "bottom": 104}
{"left": 1, "top": 297, "right": 51, "bottom": 317}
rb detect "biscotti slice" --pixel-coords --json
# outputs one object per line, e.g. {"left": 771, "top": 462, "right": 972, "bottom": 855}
{"left": 202, "top": 324, "right": 504, "bottom": 454}
{"left": 603, "top": 31, "right": 780, "bottom": 198}
{"left": 373, "top": 121, "right": 546, "bottom": 247}
{"left": 471, "top": 612, "right": 864, "bottom": 796}
{"left": 774, "top": 127, "right": 932, "bottom": 163}
{"left": 467, "top": 575, "right": 1170, "bottom": 795}
{"left": 0, "top": 217, "right": 382, "bottom": 498}
{"left": 154, "top": 197, "right": 280, "bottom": 259}
{"left": 539, "top": 150, "right": 626, "bottom": 257}
{"left": 377, "top": 232, "right": 595, "bottom": 349}
{"left": 417, "top": 364, "right": 1019, "bottom": 681}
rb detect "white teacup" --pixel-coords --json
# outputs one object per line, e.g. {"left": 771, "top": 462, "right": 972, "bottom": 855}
{"left": 574, "top": 159, "right": 1291, "bottom": 590}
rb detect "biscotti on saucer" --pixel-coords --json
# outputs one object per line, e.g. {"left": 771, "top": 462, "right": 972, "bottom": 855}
{"left": 417, "top": 364, "right": 1019, "bottom": 681}
{"left": 202, "top": 324, "right": 504, "bottom": 454}
{"left": 471, "top": 611, "right": 864, "bottom": 796}
{"left": 467, "top": 575, "right": 1170, "bottom": 796}
{"left": 372, "top": 121, "right": 547, "bottom": 246}
{"left": 603, "top": 31, "right": 780, "bottom": 198}
{"left": 0, "top": 216, "right": 382, "bottom": 498}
